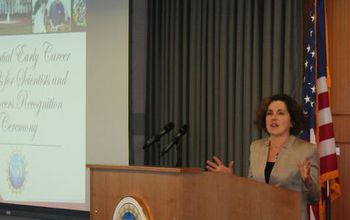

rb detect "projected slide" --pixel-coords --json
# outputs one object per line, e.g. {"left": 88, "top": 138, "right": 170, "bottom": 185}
{"left": 0, "top": 0, "right": 129, "bottom": 212}
{"left": 0, "top": 0, "right": 86, "bottom": 210}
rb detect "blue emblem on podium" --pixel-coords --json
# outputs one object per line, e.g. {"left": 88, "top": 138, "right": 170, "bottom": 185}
{"left": 113, "top": 196, "right": 150, "bottom": 220}
{"left": 122, "top": 212, "right": 137, "bottom": 220}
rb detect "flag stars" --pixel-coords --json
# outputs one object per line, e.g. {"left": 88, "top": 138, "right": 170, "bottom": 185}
{"left": 311, "top": 15, "right": 315, "bottom": 22}
{"left": 304, "top": 95, "right": 311, "bottom": 104}
{"left": 305, "top": 60, "right": 308, "bottom": 68}
{"left": 310, "top": 65, "right": 313, "bottom": 72}
{"left": 310, "top": 86, "right": 316, "bottom": 93}
{"left": 307, "top": 45, "right": 311, "bottom": 53}
{"left": 310, "top": 101, "right": 315, "bottom": 107}
{"left": 310, "top": 51, "right": 315, "bottom": 57}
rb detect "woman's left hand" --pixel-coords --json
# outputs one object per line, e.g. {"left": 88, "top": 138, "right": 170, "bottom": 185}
{"left": 206, "top": 156, "right": 234, "bottom": 175}
{"left": 297, "top": 159, "right": 311, "bottom": 181}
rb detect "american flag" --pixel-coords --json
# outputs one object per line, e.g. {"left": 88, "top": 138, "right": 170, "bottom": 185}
{"left": 301, "top": 0, "right": 341, "bottom": 219}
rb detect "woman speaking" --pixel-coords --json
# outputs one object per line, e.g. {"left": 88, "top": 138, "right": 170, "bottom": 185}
{"left": 206, "top": 94, "right": 320, "bottom": 220}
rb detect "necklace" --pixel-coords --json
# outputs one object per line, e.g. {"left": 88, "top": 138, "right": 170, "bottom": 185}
{"left": 269, "top": 144, "right": 282, "bottom": 161}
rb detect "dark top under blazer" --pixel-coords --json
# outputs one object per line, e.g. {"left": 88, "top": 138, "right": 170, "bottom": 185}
{"left": 248, "top": 135, "right": 320, "bottom": 220}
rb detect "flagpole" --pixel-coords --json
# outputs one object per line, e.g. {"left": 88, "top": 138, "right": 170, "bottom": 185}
{"left": 326, "top": 180, "right": 331, "bottom": 220}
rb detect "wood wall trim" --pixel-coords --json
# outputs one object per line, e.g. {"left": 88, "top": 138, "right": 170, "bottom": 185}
{"left": 333, "top": 116, "right": 350, "bottom": 143}
{"left": 333, "top": 113, "right": 350, "bottom": 116}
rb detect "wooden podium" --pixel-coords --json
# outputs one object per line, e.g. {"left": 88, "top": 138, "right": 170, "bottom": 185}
{"left": 87, "top": 165, "right": 301, "bottom": 220}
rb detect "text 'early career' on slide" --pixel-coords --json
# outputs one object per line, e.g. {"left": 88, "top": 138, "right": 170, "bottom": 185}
{"left": 0, "top": 32, "right": 86, "bottom": 208}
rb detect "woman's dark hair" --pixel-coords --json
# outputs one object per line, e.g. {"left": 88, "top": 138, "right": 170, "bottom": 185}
{"left": 254, "top": 94, "right": 308, "bottom": 135}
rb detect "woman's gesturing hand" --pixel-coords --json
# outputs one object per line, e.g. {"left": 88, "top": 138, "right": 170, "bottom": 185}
{"left": 206, "top": 156, "right": 234, "bottom": 175}
{"left": 297, "top": 159, "right": 311, "bottom": 182}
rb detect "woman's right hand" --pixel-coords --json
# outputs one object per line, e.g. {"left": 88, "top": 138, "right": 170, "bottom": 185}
{"left": 206, "top": 156, "right": 234, "bottom": 175}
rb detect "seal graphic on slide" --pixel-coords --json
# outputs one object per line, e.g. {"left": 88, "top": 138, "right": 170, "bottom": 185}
{"left": 7, "top": 151, "right": 27, "bottom": 194}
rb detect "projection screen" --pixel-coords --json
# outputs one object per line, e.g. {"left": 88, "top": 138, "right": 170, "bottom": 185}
{"left": 0, "top": 0, "right": 129, "bottom": 211}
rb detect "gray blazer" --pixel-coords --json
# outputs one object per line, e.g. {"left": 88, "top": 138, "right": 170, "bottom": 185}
{"left": 248, "top": 135, "right": 320, "bottom": 220}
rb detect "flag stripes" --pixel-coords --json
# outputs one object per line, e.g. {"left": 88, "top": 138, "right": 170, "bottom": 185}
{"left": 303, "top": 1, "right": 341, "bottom": 219}
{"left": 317, "top": 94, "right": 330, "bottom": 110}
{"left": 319, "top": 138, "right": 336, "bottom": 157}
{"left": 317, "top": 108, "right": 332, "bottom": 126}
{"left": 318, "top": 123, "right": 334, "bottom": 142}
{"left": 317, "top": 77, "right": 328, "bottom": 95}
{"left": 320, "top": 154, "right": 338, "bottom": 174}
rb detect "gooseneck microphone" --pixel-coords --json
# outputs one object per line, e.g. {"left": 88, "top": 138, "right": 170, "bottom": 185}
{"left": 161, "top": 124, "right": 188, "bottom": 156}
{"left": 143, "top": 122, "right": 175, "bottom": 149}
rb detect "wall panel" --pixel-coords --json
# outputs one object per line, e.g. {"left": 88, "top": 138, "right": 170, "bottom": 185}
{"left": 332, "top": 144, "right": 350, "bottom": 220}
{"left": 327, "top": 0, "right": 350, "bottom": 219}
{"left": 332, "top": 115, "right": 350, "bottom": 143}
{"left": 327, "top": 0, "right": 350, "bottom": 115}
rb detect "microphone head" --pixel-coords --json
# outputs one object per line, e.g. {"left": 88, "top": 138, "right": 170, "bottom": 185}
{"left": 179, "top": 124, "right": 188, "bottom": 135}
{"left": 164, "top": 122, "right": 175, "bottom": 132}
